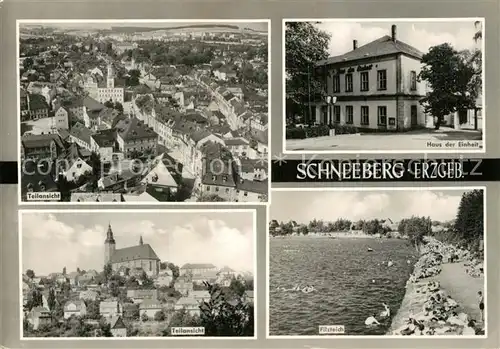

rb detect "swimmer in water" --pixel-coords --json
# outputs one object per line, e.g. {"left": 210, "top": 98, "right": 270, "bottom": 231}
{"left": 365, "top": 314, "right": 380, "bottom": 326}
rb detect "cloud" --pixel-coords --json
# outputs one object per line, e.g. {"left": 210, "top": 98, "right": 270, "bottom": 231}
{"left": 314, "top": 21, "right": 479, "bottom": 57}
{"left": 22, "top": 213, "right": 255, "bottom": 276}
{"left": 271, "top": 190, "right": 463, "bottom": 224}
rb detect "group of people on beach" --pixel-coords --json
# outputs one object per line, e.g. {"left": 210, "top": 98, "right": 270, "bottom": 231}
{"left": 391, "top": 237, "right": 485, "bottom": 336}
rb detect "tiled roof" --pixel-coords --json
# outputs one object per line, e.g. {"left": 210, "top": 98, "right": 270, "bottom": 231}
{"left": 180, "top": 263, "right": 217, "bottom": 270}
{"left": 91, "top": 129, "right": 115, "bottom": 148}
{"left": 317, "top": 35, "right": 423, "bottom": 66}
{"left": 22, "top": 133, "right": 64, "bottom": 150}
{"left": 239, "top": 158, "right": 267, "bottom": 172}
{"left": 82, "top": 96, "right": 105, "bottom": 111}
{"left": 69, "top": 122, "right": 93, "bottom": 145}
{"left": 115, "top": 117, "right": 158, "bottom": 141}
{"left": 190, "top": 129, "right": 212, "bottom": 143}
{"left": 110, "top": 243, "right": 160, "bottom": 263}
{"left": 70, "top": 193, "right": 123, "bottom": 202}
{"left": 225, "top": 138, "right": 249, "bottom": 146}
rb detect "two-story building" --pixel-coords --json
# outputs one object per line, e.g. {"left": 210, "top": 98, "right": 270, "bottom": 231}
{"left": 313, "top": 24, "right": 427, "bottom": 131}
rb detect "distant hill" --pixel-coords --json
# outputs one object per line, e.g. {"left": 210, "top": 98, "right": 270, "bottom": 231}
{"left": 109, "top": 24, "right": 241, "bottom": 33}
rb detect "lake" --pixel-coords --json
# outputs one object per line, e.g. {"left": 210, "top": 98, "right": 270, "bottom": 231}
{"left": 269, "top": 237, "right": 418, "bottom": 336}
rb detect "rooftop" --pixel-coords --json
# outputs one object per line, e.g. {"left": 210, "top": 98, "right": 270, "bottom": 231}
{"left": 317, "top": 32, "right": 424, "bottom": 66}
{"left": 110, "top": 243, "right": 160, "bottom": 263}
{"left": 115, "top": 117, "right": 158, "bottom": 141}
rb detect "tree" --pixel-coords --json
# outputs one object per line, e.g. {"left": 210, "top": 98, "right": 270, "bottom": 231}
{"left": 418, "top": 43, "right": 478, "bottom": 129}
{"left": 197, "top": 194, "right": 225, "bottom": 202}
{"left": 229, "top": 278, "right": 246, "bottom": 298}
{"left": 160, "top": 262, "right": 168, "bottom": 270}
{"left": 86, "top": 299, "right": 101, "bottom": 319}
{"left": 199, "top": 282, "right": 253, "bottom": 336}
{"left": 103, "top": 263, "right": 113, "bottom": 283}
{"left": 285, "top": 22, "right": 331, "bottom": 123}
{"left": 114, "top": 102, "right": 124, "bottom": 113}
{"left": 47, "top": 288, "right": 56, "bottom": 311}
{"left": 26, "top": 269, "right": 35, "bottom": 279}
{"left": 98, "top": 318, "right": 113, "bottom": 337}
{"left": 454, "top": 189, "right": 484, "bottom": 250}
{"left": 398, "top": 216, "right": 432, "bottom": 249}
{"left": 62, "top": 267, "right": 67, "bottom": 275}
{"left": 141, "top": 312, "right": 149, "bottom": 322}
{"left": 154, "top": 310, "right": 166, "bottom": 321}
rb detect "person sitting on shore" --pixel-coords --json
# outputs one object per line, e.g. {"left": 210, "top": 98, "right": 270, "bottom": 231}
{"left": 365, "top": 314, "right": 380, "bottom": 326}
{"left": 447, "top": 312, "right": 466, "bottom": 326}
{"left": 462, "top": 320, "right": 477, "bottom": 336}
{"left": 445, "top": 295, "right": 458, "bottom": 308}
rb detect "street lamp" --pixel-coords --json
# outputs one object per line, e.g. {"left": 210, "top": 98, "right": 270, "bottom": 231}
{"left": 324, "top": 95, "right": 337, "bottom": 125}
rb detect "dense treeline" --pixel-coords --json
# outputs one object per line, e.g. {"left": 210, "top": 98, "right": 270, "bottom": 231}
{"left": 268, "top": 218, "right": 393, "bottom": 237}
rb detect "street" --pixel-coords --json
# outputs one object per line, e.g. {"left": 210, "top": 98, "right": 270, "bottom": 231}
{"left": 286, "top": 128, "right": 483, "bottom": 152}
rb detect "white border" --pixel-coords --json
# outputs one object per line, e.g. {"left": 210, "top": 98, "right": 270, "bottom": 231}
{"left": 16, "top": 19, "right": 271, "bottom": 206}
{"left": 282, "top": 18, "right": 486, "bottom": 155}
{"left": 19, "top": 208, "right": 258, "bottom": 340}
{"left": 266, "top": 186, "right": 488, "bottom": 339}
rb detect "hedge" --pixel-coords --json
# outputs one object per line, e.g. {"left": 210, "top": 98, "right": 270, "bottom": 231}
{"left": 286, "top": 124, "right": 359, "bottom": 139}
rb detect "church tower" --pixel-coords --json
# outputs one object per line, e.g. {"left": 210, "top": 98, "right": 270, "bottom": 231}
{"left": 106, "top": 64, "right": 115, "bottom": 88}
{"left": 139, "top": 235, "right": 143, "bottom": 245}
{"left": 104, "top": 223, "right": 116, "bottom": 265}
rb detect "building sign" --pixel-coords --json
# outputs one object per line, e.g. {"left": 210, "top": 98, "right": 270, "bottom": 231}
{"left": 357, "top": 64, "right": 373, "bottom": 72}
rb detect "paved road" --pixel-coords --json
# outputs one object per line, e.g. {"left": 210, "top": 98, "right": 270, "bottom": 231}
{"left": 435, "top": 262, "right": 485, "bottom": 325}
{"left": 286, "top": 129, "right": 483, "bottom": 152}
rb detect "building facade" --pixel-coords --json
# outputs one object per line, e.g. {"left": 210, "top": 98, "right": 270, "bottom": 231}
{"left": 312, "top": 24, "right": 427, "bottom": 131}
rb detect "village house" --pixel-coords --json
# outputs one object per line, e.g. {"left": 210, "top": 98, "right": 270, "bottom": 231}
{"left": 236, "top": 158, "right": 267, "bottom": 181}
{"left": 224, "top": 137, "right": 251, "bottom": 157}
{"left": 180, "top": 263, "right": 218, "bottom": 276}
{"left": 54, "top": 106, "right": 69, "bottom": 130}
{"left": 115, "top": 117, "right": 158, "bottom": 158}
{"left": 126, "top": 289, "right": 159, "bottom": 304}
{"left": 99, "top": 301, "right": 123, "bottom": 318}
{"left": 21, "top": 133, "right": 65, "bottom": 161}
{"left": 174, "top": 296, "right": 201, "bottom": 317}
{"left": 141, "top": 155, "right": 179, "bottom": 198}
{"left": 107, "top": 316, "right": 127, "bottom": 337}
{"left": 27, "top": 307, "right": 51, "bottom": 330}
{"left": 154, "top": 274, "right": 173, "bottom": 287}
{"left": 79, "top": 289, "right": 99, "bottom": 301}
{"left": 243, "top": 290, "right": 254, "bottom": 304}
{"left": 90, "top": 129, "right": 116, "bottom": 163}
{"left": 68, "top": 122, "right": 93, "bottom": 151}
{"left": 21, "top": 93, "right": 50, "bottom": 120}
{"left": 63, "top": 300, "right": 87, "bottom": 319}
{"left": 173, "top": 276, "right": 194, "bottom": 296}
{"left": 59, "top": 145, "right": 93, "bottom": 183}
{"left": 190, "top": 290, "right": 211, "bottom": 303}
{"left": 313, "top": 24, "right": 427, "bottom": 130}
{"left": 234, "top": 177, "right": 268, "bottom": 202}
{"left": 139, "top": 299, "right": 163, "bottom": 319}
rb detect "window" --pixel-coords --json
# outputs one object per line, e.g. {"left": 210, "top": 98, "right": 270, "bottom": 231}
{"left": 345, "top": 106, "right": 353, "bottom": 124}
{"left": 361, "top": 106, "right": 369, "bottom": 125}
{"left": 410, "top": 71, "right": 417, "bottom": 90}
{"left": 206, "top": 186, "right": 210, "bottom": 191}
{"left": 360, "top": 72, "right": 369, "bottom": 91}
{"left": 377, "top": 70, "right": 387, "bottom": 90}
{"left": 378, "top": 106, "right": 387, "bottom": 125}
{"left": 333, "top": 105, "right": 341, "bottom": 123}
{"left": 345, "top": 74, "right": 353, "bottom": 92}
{"left": 225, "top": 188, "right": 229, "bottom": 193}
{"left": 215, "top": 187, "right": 219, "bottom": 192}
{"left": 333, "top": 75, "right": 340, "bottom": 93}
{"left": 244, "top": 192, "right": 248, "bottom": 197}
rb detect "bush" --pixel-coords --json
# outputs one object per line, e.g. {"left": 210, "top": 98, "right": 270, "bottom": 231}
{"left": 334, "top": 124, "right": 358, "bottom": 135}
{"left": 286, "top": 127, "right": 306, "bottom": 139}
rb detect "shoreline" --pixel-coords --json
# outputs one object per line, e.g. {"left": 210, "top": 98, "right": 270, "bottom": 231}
{"left": 270, "top": 233, "right": 404, "bottom": 239}
{"left": 387, "top": 237, "right": 484, "bottom": 336}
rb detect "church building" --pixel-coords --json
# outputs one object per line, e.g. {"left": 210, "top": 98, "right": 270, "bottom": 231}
{"left": 104, "top": 223, "right": 161, "bottom": 277}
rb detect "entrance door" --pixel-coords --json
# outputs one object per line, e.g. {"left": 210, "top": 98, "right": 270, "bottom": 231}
{"left": 321, "top": 106, "right": 328, "bottom": 124}
{"left": 410, "top": 105, "right": 418, "bottom": 127}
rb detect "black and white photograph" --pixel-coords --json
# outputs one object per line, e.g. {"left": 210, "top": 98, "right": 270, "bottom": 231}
{"left": 284, "top": 19, "right": 484, "bottom": 153}
{"left": 18, "top": 20, "right": 269, "bottom": 203}
{"left": 20, "top": 209, "right": 256, "bottom": 338}
{"left": 268, "top": 188, "right": 486, "bottom": 337}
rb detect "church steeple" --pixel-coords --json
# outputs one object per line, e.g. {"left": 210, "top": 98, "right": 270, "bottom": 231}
{"left": 105, "top": 223, "right": 115, "bottom": 244}
{"left": 139, "top": 235, "right": 143, "bottom": 245}
{"left": 104, "top": 223, "right": 116, "bottom": 265}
